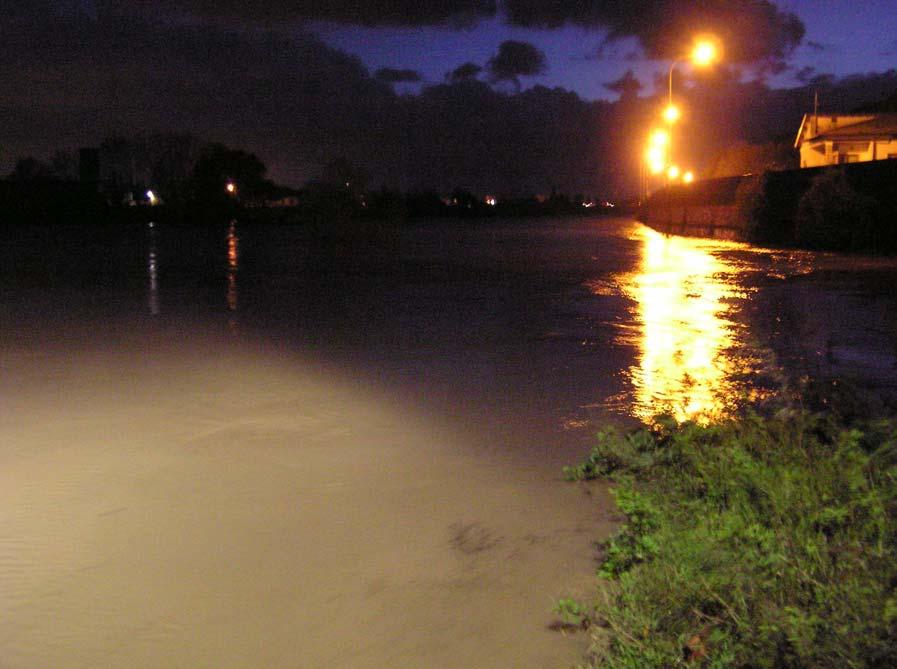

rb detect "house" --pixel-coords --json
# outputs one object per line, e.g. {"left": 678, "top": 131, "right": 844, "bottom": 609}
{"left": 794, "top": 113, "right": 897, "bottom": 168}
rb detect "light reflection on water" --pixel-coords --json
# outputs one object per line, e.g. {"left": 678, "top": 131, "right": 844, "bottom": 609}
{"left": 147, "top": 224, "right": 159, "bottom": 316}
{"left": 227, "top": 220, "right": 239, "bottom": 313}
{"left": 614, "top": 226, "right": 756, "bottom": 423}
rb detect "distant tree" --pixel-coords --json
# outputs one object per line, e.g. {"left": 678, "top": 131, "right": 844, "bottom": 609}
{"left": 190, "top": 143, "right": 269, "bottom": 203}
{"left": 147, "top": 134, "right": 202, "bottom": 202}
{"left": 50, "top": 150, "right": 78, "bottom": 180}
{"left": 10, "top": 156, "right": 53, "bottom": 181}
{"left": 100, "top": 136, "right": 150, "bottom": 189}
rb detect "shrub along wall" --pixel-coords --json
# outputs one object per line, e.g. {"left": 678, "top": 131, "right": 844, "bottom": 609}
{"left": 639, "top": 159, "right": 897, "bottom": 252}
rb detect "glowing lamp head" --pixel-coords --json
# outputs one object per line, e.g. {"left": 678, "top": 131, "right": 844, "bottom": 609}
{"left": 648, "top": 157, "right": 666, "bottom": 175}
{"left": 649, "top": 129, "right": 670, "bottom": 147}
{"left": 667, "top": 165, "right": 681, "bottom": 180}
{"left": 226, "top": 182, "right": 237, "bottom": 195}
{"left": 146, "top": 189, "right": 157, "bottom": 205}
{"left": 645, "top": 145, "right": 666, "bottom": 167}
{"left": 683, "top": 171, "right": 695, "bottom": 184}
{"left": 691, "top": 39, "right": 718, "bottom": 67}
{"left": 663, "top": 104, "right": 681, "bottom": 124}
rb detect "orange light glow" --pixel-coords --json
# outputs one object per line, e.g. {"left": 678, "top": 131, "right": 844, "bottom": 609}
{"left": 662, "top": 104, "right": 681, "bottom": 124}
{"left": 683, "top": 171, "right": 695, "bottom": 184}
{"left": 645, "top": 145, "right": 666, "bottom": 174}
{"left": 692, "top": 39, "right": 718, "bottom": 67}
{"left": 226, "top": 182, "right": 237, "bottom": 195}
{"left": 649, "top": 129, "right": 670, "bottom": 147}
{"left": 667, "top": 165, "right": 681, "bottom": 180}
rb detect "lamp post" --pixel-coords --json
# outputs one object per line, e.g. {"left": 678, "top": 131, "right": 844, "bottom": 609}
{"left": 665, "top": 38, "right": 718, "bottom": 168}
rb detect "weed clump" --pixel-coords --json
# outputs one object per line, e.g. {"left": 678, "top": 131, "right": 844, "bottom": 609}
{"left": 569, "top": 406, "right": 897, "bottom": 667}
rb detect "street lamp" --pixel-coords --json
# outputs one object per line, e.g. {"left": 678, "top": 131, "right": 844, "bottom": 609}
{"left": 665, "top": 37, "right": 719, "bottom": 181}
{"left": 668, "top": 38, "right": 719, "bottom": 110}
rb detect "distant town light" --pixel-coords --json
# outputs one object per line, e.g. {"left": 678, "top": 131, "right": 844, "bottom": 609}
{"left": 663, "top": 104, "right": 681, "bottom": 124}
{"left": 667, "top": 165, "right": 681, "bottom": 180}
{"left": 485, "top": 195, "right": 497, "bottom": 206}
{"left": 226, "top": 182, "right": 237, "bottom": 195}
{"left": 146, "top": 189, "right": 157, "bottom": 205}
{"left": 683, "top": 171, "right": 695, "bottom": 184}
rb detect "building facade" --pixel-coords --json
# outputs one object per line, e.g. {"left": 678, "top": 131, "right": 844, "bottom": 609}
{"left": 794, "top": 113, "right": 897, "bottom": 168}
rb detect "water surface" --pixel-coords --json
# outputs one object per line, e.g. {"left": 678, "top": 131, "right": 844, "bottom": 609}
{"left": 3, "top": 216, "right": 897, "bottom": 668}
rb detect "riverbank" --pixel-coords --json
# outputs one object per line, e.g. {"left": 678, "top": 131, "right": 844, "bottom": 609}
{"left": 639, "top": 160, "right": 897, "bottom": 252}
{"left": 566, "top": 386, "right": 897, "bottom": 666}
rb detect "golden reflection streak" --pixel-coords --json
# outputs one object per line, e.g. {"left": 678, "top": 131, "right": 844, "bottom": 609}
{"left": 618, "top": 226, "right": 745, "bottom": 423}
{"left": 227, "top": 220, "right": 239, "bottom": 314}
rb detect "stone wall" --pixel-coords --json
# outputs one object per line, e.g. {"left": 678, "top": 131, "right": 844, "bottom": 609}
{"left": 638, "top": 202, "right": 745, "bottom": 241}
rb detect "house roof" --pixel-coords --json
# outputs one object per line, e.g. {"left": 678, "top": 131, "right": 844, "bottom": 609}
{"left": 795, "top": 113, "right": 897, "bottom": 147}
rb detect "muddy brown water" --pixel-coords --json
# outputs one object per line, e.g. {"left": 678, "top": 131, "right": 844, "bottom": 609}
{"left": 3, "top": 217, "right": 897, "bottom": 667}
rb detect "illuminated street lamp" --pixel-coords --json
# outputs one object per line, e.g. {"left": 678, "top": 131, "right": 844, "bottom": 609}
{"left": 665, "top": 37, "right": 720, "bottom": 179}
{"left": 668, "top": 38, "right": 719, "bottom": 110}
{"left": 667, "top": 165, "right": 681, "bottom": 180}
{"left": 649, "top": 128, "right": 670, "bottom": 148}
{"left": 683, "top": 170, "right": 695, "bottom": 184}
{"left": 226, "top": 181, "right": 237, "bottom": 196}
{"left": 663, "top": 104, "right": 681, "bottom": 124}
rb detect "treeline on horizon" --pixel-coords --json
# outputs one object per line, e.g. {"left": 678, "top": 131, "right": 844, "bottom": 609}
{"left": 5, "top": 65, "right": 897, "bottom": 205}
{"left": 0, "top": 136, "right": 620, "bottom": 226}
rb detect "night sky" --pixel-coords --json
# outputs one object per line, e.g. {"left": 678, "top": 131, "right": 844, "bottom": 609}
{"left": 4, "top": 1, "right": 897, "bottom": 193}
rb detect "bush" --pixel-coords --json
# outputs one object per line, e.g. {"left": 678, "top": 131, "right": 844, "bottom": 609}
{"left": 571, "top": 407, "right": 897, "bottom": 667}
{"left": 734, "top": 173, "right": 771, "bottom": 244}
{"left": 795, "top": 169, "right": 877, "bottom": 251}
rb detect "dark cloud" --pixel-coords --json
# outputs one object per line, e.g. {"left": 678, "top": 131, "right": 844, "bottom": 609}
{"left": 603, "top": 70, "right": 642, "bottom": 99}
{"left": 795, "top": 66, "right": 816, "bottom": 84}
{"left": 502, "top": 0, "right": 804, "bottom": 68}
{"left": 487, "top": 40, "right": 547, "bottom": 83}
{"left": 375, "top": 67, "right": 422, "bottom": 83}
{"left": 97, "top": 0, "right": 803, "bottom": 69}
{"left": 446, "top": 62, "right": 483, "bottom": 83}
{"left": 96, "top": 0, "right": 497, "bottom": 26}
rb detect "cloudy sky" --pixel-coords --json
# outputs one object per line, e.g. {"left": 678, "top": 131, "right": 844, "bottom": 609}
{"left": 3, "top": 1, "right": 897, "bottom": 193}
{"left": 314, "top": 0, "right": 897, "bottom": 98}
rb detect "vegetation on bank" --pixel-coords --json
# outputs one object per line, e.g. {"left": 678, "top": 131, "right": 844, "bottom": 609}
{"left": 562, "top": 387, "right": 897, "bottom": 667}
{"left": 736, "top": 166, "right": 890, "bottom": 252}
{"left": 652, "top": 160, "right": 897, "bottom": 253}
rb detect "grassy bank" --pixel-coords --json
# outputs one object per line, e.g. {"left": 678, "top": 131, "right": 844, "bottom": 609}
{"left": 563, "top": 391, "right": 897, "bottom": 667}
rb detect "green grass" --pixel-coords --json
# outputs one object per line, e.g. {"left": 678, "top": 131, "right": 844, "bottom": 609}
{"left": 565, "top": 400, "right": 897, "bottom": 667}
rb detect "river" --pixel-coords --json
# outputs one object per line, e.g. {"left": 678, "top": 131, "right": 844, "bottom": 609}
{"left": 2, "top": 216, "right": 896, "bottom": 668}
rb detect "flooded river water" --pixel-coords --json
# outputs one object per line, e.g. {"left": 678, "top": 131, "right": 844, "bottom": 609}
{"left": 2, "top": 216, "right": 896, "bottom": 667}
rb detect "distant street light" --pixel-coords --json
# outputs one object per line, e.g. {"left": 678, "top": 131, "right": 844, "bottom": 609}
{"left": 667, "top": 165, "right": 681, "bottom": 180}
{"left": 226, "top": 182, "right": 237, "bottom": 196}
{"left": 683, "top": 171, "right": 695, "bottom": 184}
